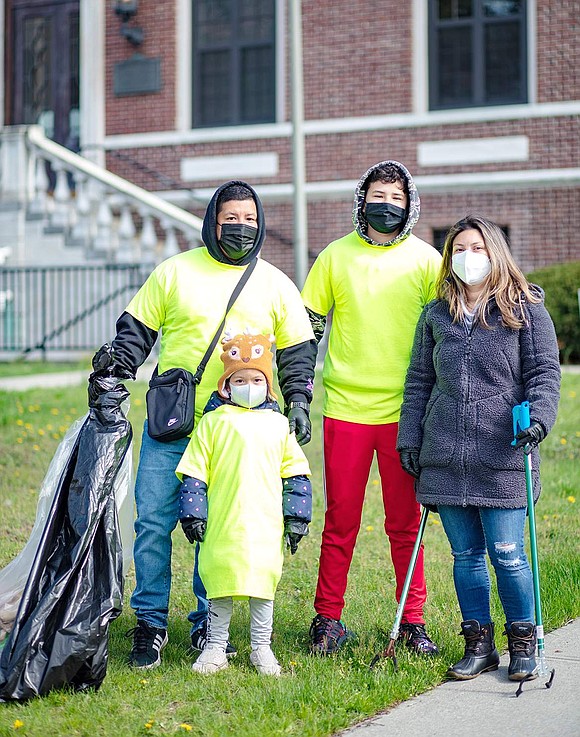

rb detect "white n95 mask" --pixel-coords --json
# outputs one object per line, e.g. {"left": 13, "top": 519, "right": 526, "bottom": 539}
{"left": 452, "top": 251, "right": 491, "bottom": 286}
{"left": 230, "top": 383, "right": 268, "bottom": 409}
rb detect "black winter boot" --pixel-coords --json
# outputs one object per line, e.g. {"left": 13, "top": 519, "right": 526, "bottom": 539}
{"left": 447, "top": 620, "right": 500, "bottom": 680}
{"left": 506, "top": 621, "right": 538, "bottom": 681}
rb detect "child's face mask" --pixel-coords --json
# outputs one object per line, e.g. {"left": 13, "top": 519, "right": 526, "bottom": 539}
{"left": 230, "top": 382, "right": 268, "bottom": 408}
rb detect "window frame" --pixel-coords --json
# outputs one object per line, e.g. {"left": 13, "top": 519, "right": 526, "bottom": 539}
{"left": 191, "top": 0, "right": 277, "bottom": 129}
{"left": 428, "top": 0, "right": 528, "bottom": 111}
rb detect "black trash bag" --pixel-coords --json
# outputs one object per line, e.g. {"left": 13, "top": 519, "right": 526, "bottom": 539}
{"left": 0, "top": 375, "right": 132, "bottom": 702}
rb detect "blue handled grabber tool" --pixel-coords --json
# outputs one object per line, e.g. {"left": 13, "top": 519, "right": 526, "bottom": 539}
{"left": 512, "top": 401, "right": 555, "bottom": 696}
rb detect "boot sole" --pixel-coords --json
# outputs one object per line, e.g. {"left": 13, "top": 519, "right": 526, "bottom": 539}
{"left": 508, "top": 670, "right": 538, "bottom": 681}
{"left": 446, "top": 663, "right": 499, "bottom": 680}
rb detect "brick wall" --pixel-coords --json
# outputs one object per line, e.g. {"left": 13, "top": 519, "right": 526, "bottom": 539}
{"left": 105, "top": 0, "right": 176, "bottom": 135}
{"left": 536, "top": 0, "right": 580, "bottom": 102}
{"left": 259, "top": 188, "right": 579, "bottom": 280}
{"left": 102, "top": 0, "right": 579, "bottom": 281}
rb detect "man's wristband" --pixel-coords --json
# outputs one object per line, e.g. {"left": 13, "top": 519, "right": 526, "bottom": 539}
{"left": 288, "top": 401, "right": 309, "bottom": 412}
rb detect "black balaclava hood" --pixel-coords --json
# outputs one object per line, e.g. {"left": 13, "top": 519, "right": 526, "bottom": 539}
{"left": 352, "top": 160, "right": 420, "bottom": 248}
{"left": 201, "top": 180, "right": 266, "bottom": 266}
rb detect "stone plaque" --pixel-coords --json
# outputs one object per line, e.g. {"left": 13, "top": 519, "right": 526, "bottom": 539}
{"left": 113, "top": 54, "right": 162, "bottom": 97}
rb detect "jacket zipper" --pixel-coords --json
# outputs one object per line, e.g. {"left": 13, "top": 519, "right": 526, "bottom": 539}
{"left": 462, "top": 328, "right": 473, "bottom": 507}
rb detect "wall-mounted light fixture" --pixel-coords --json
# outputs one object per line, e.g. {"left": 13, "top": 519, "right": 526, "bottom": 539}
{"left": 115, "top": 0, "right": 144, "bottom": 47}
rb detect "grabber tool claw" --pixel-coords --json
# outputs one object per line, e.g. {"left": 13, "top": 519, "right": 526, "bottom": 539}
{"left": 370, "top": 506, "right": 429, "bottom": 671}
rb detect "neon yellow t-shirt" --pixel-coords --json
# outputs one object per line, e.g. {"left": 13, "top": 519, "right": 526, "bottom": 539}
{"left": 125, "top": 247, "right": 314, "bottom": 423}
{"left": 301, "top": 231, "right": 441, "bottom": 424}
{"left": 176, "top": 405, "right": 311, "bottom": 600}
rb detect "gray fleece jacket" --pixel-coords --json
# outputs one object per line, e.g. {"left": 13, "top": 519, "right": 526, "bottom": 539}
{"left": 397, "top": 290, "right": 561, "bottom": 508}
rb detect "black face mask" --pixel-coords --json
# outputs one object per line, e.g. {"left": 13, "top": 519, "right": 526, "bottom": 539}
{"left": 365, "top": 202, "right": 407, "bottom": 235}
{"left": 218, "top": 223, "right": 258, "bottom": 261}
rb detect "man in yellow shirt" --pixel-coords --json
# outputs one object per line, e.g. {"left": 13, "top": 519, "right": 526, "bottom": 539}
{"left": 301, "top": 161, "right": 441, "bottom": 655}
{"left": 90, "top": 181, "right": 316, "bottom": 669}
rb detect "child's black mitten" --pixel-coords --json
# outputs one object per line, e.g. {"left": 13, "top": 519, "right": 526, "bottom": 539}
{"left": 284, "top": 518, "right": 309, "bottom": 554}
{"left": 181, "top": 518, "right": 206, "bottom": 544}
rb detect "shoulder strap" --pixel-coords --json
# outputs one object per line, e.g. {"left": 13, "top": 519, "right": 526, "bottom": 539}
{"left": 193, "top": 257, "right": 258, "bottom": 384}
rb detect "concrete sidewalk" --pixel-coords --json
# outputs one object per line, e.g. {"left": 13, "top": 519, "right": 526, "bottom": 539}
{"left": 0, "top": 362, "right": 155, "bottom": 391}
{"left": 341, "top": 618, "right": 580, "bottom": 737}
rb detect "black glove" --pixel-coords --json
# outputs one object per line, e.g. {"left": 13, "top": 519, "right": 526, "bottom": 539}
{"left": 515, "top": 422, "right": 546, "bottom": 454}
{"left": 89, "top": 343, "right": 134, "bottom": 382}
{"left": 284, "top": 518, "right": 309, "bottom": 555}
{"left": 287, "top": 404, "right": 311, "bottom": 446}
{"left": 181, "top": 518, "right": 206, "bottom": 544}
{"left": 399, "top": 449, "right": 420, "bottom": 479}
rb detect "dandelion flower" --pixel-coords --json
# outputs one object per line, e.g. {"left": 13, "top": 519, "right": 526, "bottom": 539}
{"left": 567, "top": 496, "right": 576, "bottom": 504}
{"left": 16, "top": 419, "right": 24, "bottom": 426}
{"left": 144, "top": 723, "right": 153, "bottom": 730}
{"left": 139, "top": 679, "right": 149, "bottom": 685}
{"left": 33, "top": 444, "right": 40, "bottom": 451}
{"left": 180, "top": 725, "right": 193, "bottom": 732}
{"left": 365, "top": 525, "right": 374, "bottom": 532}
{"left": 13, "top": 721, "right": 24, "bottom": 729}
{"left": 371, "top": 479, "right": 379, "bottom": 486}
{"left": 16, "top": 438, "right": 23, "bottom": 444}
{"left": 560, "top": 438, "right": 567, "bottom": 445}
{"left": 50, "top": 408, "right": 59, "bottom": 415}
{"left": 38, "top": 428, "right": 45, "bottom": 436}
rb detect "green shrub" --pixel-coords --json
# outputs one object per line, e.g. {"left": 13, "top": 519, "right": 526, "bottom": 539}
{"left": 527, "top": 261, "right": 580, "bottom": 364}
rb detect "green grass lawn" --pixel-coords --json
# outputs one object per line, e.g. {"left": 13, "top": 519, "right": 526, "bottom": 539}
{"left": 0, "top": 375, "right": 578, "bottom": 736}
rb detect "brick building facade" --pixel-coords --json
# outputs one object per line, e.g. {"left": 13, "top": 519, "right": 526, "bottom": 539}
{"left": 5, "top": 0, "right": 579, "bottom": 280}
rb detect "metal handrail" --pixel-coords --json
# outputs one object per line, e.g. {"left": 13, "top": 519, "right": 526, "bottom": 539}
{"left": 26, "top": 125, "right": 203, "bottom": 238}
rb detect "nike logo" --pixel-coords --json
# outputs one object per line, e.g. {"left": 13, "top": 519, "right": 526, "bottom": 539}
{"left": 167, "top": 418, "right": 178, "bottom": 427}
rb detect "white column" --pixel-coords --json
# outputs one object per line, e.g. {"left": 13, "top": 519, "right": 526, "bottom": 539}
{"left": 289, "top": 0, "right": 308, "bottom": 288}
{"left": 0, "top": 126, "right": 30, "bottom": 203}
{"left": 80, "top": 0, "right": 106, "bottom": 166}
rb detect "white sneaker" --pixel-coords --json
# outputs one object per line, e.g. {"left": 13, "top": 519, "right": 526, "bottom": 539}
{"left": 192, "top": 646, "right": 229, "bottom": 674}
{"left": 250, "top": 645, "right": 282, "bottom": 676}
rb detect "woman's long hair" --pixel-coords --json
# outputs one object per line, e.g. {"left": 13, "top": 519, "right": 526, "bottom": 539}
{"left": 435, "top": 215, "right": 540, "bottom": 329}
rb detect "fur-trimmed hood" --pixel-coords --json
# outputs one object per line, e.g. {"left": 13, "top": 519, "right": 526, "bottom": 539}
{"left": 352, "top": 160, "right": 420, "bottom": 247}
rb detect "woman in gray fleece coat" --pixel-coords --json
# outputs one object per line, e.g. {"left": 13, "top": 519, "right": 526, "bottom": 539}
{"left": 397, "top": 215, "right": 560, "bottom": 683}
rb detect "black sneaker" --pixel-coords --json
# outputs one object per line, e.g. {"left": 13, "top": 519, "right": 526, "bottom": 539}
{"left": 399, "top": 623, "right": 439, "bottom": 655}
{"left": 127, "top": 620, "right": 168, "bottom": 669}
{"left": 309, "top": 614, "right": 352, "bottom": 655}
{"left": 190, "top": 621, "right": 237, "bottom": 658}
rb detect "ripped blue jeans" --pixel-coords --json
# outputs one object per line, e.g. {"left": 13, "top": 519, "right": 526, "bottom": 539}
{"left": 438, "top": 505, "right": 534, "bottom": 626}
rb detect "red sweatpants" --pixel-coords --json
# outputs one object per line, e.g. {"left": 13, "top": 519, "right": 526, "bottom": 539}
{"left": 314, "top": 417, "right": 427, "bottom": 623}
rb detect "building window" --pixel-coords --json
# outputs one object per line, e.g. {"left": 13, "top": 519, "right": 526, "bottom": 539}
{"left": 428, "top": 0, "right": 527, "bottom": 110}
{"left": 192, "top": 0, "right": 276, "bottom": 127}
{"left": 433, "top": 225, "right": 510, "bottom": 253}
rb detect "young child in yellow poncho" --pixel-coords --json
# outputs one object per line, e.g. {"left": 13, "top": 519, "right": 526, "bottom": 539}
{"left": 176, "top": 330, "right": 312, "bottom": 676}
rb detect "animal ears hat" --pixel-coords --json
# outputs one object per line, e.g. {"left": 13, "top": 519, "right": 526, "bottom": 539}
{"left": 218, "top": 329, "right": 277, "bottom": 399}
